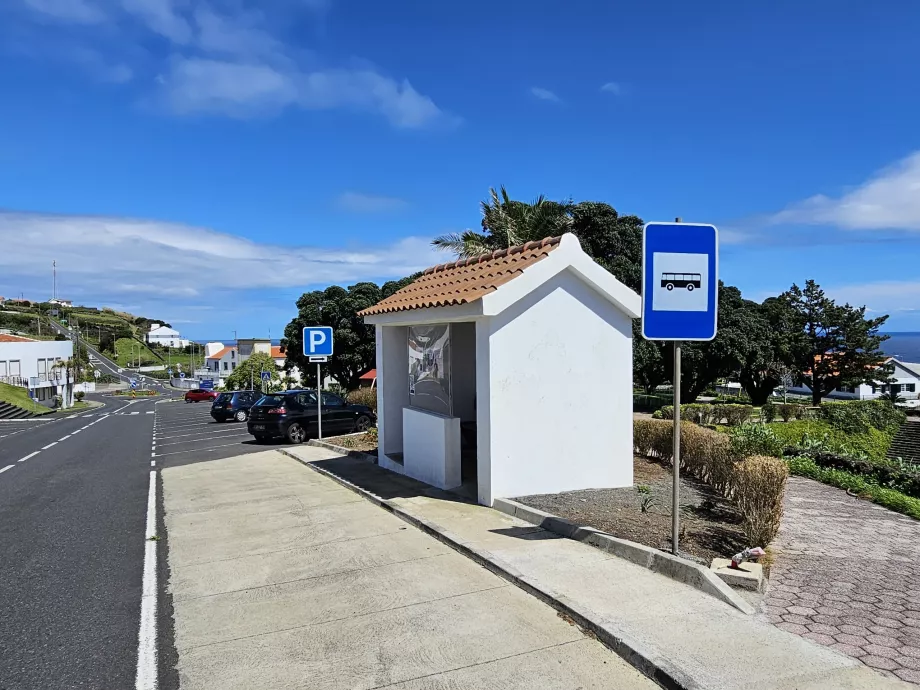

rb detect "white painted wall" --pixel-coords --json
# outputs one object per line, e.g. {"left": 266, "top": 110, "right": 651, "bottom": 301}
{"left": 402, "top": 407, "right": 462, "bottom": 489}
{"left": 0, "top": 339, "right": 73, "bottom": 382}
{"left": 377, "top": 325, "right": 409, "bottom": 458}
{"left": 484, "top": 268, "right": 634, "bottom": 502}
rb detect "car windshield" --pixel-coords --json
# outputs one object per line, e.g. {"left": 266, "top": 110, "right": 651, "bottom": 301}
{"left": 215, "top": 393, "right": 232, "bottom": 403}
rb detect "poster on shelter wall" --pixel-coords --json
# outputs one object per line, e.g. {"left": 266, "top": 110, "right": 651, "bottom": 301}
{"left": 408, "top": 324, "right": 452, "bottom": 416}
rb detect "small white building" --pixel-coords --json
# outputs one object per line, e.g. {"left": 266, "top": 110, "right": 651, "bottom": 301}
{"left": 361, "top": 234, "right": 641, "bottom": 506}
{"left": 0, "top": 334, "right": 74, "bottom": 405}
{"left": 785, "top": 358, "right": 920, "bottom": 401}
{"left": 146, "top": 323, "right": 190, "bottom": 349}
{"left": 205, "top": 346, "right": 238, "bottom": 382}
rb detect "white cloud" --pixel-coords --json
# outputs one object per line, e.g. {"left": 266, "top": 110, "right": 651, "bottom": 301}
{"left": 120, "top": 0, "right": 192, "bottom": 43}
{"left": 22, "top": 0, "right": 106, "bottom": 24}
{"left": 71, "top": 47, "right": 134, "bottom": 83}
{"left": 600, "top": 81, "right": 622, "bottom": 95}
{"left": 530, "top": 87, "right": 560, "bottom": 103}
{"left": 335, "top": 192, "right": 408, "bottom": 214}
{"left": 825, "top": 280, "right": 920, "bottom": 313}
{"left": 770, "top": 150, "right": 920, "bottom": 231}
{"left": 0, "top": 210, "right": 442, "bottom": 306}
{"left": 161, "top": 57, "right": 454, "bottom": 127}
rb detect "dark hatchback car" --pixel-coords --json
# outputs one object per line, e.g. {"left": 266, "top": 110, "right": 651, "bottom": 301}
{"left": 247, "top": 390, "right": 375, "bottom": 444}
{"left": 211, "top": 390, "right": 262, "bottom": 422}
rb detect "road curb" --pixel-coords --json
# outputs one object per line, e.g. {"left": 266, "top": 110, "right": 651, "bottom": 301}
{"left": 493, "top": 498, "right": 754, "bottom": 615}
{"left": 278, "top": 447, "right": 699, "bottom": 690}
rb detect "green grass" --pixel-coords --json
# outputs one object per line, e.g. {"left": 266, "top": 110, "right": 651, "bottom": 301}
{"left": 0, "top": 382, "right": 52, "bottom": 415}
{"left": 112, "top": 338, "right": 161, "bottom": 367}
{"left": 787, "top": 456, "right": 920, "bottom": 520}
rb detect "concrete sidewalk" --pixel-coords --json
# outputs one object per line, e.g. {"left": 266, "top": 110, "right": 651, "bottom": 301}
{"left": 281, "top": 446, "right": 910, "bottom": 690}
{"left": 162, "top": 449, "right": 656, "bottom": 689}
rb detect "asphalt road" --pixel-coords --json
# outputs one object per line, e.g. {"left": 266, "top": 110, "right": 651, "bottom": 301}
{"left": 0, "top": 394, "right": 160, "bottom": 689}
{"left": 0, "top": 391, "right": 267, "bottom": 689}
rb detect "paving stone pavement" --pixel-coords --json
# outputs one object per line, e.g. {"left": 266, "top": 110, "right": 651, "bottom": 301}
{"left": 761, "top": 476, "right": 920, "bottom": 685}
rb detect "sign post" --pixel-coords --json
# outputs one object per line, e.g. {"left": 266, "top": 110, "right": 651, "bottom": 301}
{"left": 303, "top": 327, "right": 334, "bottom": 441}
{"left": 642, "top": 220, "right": 718, "bottom": 556}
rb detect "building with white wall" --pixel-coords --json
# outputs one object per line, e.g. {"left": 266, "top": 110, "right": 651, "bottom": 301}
{"left": 0, "top": 334, "right": 74, "bottom": 405}
{"left": 146, "top": 324, "right": 190, "bottom": 349}
{"left": 785, "top": 358, "right": 920, "bottom": 401}
{"left": 361, "top": 234, "right": 641, "bottom": 506}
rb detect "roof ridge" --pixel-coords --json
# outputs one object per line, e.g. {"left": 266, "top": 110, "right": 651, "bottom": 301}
{"left": 423, "top": 235, "right": 561, "bottom": 275}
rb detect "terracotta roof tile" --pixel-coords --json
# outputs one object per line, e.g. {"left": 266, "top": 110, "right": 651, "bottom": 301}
{"left": 0, "top": 334, "right": 37, "bottom": 343}
{"left": 271, "top": 346, "right": 284, "bottom": 359}
{"left": 360, "top": 236, "right": 562, "bottom": 316}
{"left": 207, "top": 346, "right": 236, "bottom": 360}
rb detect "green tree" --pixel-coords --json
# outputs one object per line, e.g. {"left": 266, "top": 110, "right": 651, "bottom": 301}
{"left": 223, "top": 352, "right": 279, "bottom": 392}
{"left": 782, "top": 280, "right": 891, "bottom": 406}
{"left": 633, "top": 330, "right": 666, "bottom": 394}
{"left": 737, "top": 297, "right": 801, "bottom": 406}
{"left": 282, "top": 278, "right": 416, "bottom": 391}
{"left": 431, "top": 186, "right": 573, "bottom": 257}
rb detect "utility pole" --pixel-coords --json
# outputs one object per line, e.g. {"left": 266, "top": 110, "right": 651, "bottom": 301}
{"left": 52, "top": 260, "right": 57, "bottom": 302}
{"left": 672, "top": 216, "right": 682, "bottom": 557}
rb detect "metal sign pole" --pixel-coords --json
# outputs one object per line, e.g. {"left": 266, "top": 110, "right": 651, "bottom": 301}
{"left": 672, "top": 340, "right": 681, "bottom": 556}
{"left": 316, "top": 362, "right": 322, "bottom": 439}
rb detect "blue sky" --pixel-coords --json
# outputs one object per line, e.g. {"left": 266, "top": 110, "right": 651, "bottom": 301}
{"left": 1, "top": 0, "right": 919, "bottom": 339}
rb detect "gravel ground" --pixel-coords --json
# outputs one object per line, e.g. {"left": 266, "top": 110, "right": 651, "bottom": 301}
{"left": 516, "top": 455, "right": 748, "bottom": 564}
{"left": 324, "top": 431, "right": 378, "bottom": 454}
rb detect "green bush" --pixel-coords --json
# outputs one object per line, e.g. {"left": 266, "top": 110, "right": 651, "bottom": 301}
{"left": 786, "top": 456, "right": 920, "bottom": 520}
{"left": 766, "top": 420, "right": 892, "bottom": 463}
{"left": 659, "top": 403, "right": 753, "bottom": 426}
{"left": 74, "top": 391, "right": 85, "bottom": 402}
{"left": 633, "top": 393, "right": 671, "bottom": 413}
{"left": 729, "top": 423, "right": 784, "bottom": 458}
{"left": 346, "top": 387, "right": 377, "bottom": 413}
{"left": 761, "top": 402, "right": 776, "bottom": 423}
{"left": 634, "top": 419, "right": 788, "bottom": 545}
{"left": 819, "top": 399, "right": 905, "bottom": 435}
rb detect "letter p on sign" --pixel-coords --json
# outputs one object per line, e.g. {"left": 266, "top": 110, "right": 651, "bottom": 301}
{"left": 302, "top": 326, "right": 334, "bottom": 357}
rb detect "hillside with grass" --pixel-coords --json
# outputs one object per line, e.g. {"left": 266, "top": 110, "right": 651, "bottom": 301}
{"left": 0, "top": 382, "right": 52, "bottom": 415}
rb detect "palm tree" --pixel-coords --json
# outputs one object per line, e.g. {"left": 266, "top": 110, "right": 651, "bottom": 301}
{"left": 881, "top": 387, "right": 905, "bottom": 405}
{"left": 432, "top": 186, "right": 573, "bottom": 258}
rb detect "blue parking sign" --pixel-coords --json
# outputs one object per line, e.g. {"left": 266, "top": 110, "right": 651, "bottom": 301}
{"left": 302, "top": 326, "right": 334, "bottom": 357}
{"left": 641, "top": 223, "right": 718, "bottom": 341}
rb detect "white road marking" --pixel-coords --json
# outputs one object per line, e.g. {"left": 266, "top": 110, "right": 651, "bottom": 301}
{"left": 130, "top": 411, "right": 140, "bottom": 415}
{"left": 147, "top": 441, "right": 247, "bottom": 457}
{"left": 154, "top": 431, "right": 251, "bottom": 448}
{"left": 59, "top": 435, "right": 71, "bottom": 441}
{"left": 18, "top": 452, "right": 40, "bottom": 463}
{"left": 72, "top": 429, "right": 81, "bottom": 435}
{"left": 151, "top": 452, "right": 156, "bottom": 458}
{"left": 135, "top": 470, "right": 158, "bottom": 690}
{"left": 150, "top": 460, "right": 156, "bottom": 467}
{"left": 0, "top": 464, "right": 15, "bottom": 474}
{"left": 146, "top": 411, "right": 154, "bottom": 414}
{"left": 41, "top": 442, "right": 58, "bottom": 450}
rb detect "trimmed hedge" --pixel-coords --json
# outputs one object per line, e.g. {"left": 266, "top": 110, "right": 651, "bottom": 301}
{"left": 659, "top": 403, "right": 753, "bottom": 426}
{"left": 634, "top": 419, "right": 788, "bottom": 546}
{"left": 633, "top": 393, "right": 671, "bottom": 413}
{"left": 786, "top": 456, "right": 920, "bottom": 520}
{"left": 786, "top": 449, "right": 920, "bottom": 499}
{"left": 766, "top": 420, "right": 892, "bottom": 464}
{"left": 819, "top": 399, "right": 905, "bottom": 435}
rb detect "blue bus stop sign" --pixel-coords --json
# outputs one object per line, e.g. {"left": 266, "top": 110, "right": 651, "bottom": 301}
{"left": 641, "top": 223, "right": 718, "bottom": 341}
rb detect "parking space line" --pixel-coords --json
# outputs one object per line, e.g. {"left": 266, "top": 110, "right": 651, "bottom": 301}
{"left": 41, "top": 442, "right": 58, "bottom": 450}
{"left": 153, "top": 432, "right": 251, "bottom": 449}
{"left": 59, "top": 435, "right": 71, "bottom": 442}
{"left": 18, "top": 452, "right": 40, "bottom": 463}
{"left": 153, "top": 426, "right": 250, "bottom": 441}
{"left": 0, "top": 465, "right": 13, "bottom": 474}
{"left": 149, "top": 441, "right": 254, "bottom": 458}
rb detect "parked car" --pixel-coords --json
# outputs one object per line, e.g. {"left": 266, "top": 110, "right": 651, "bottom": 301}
{"left": 185, "top": 388, "right": 219, "bottom": 403}
{"left": 247, "top": 390, "right": 376, "bottom": 444}
{"left": 211, "top": 390, "right": 262, "bottom": 422}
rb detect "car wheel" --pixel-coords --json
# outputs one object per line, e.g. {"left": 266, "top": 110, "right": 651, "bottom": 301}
{"left": 286, "top": 423, "right": 306, "bottom": 444}
{"left": 234, "top": 409, "right": 248, "bottom": 422}
{"left": 354, "top": 415, "right": 371, "bottom": 432}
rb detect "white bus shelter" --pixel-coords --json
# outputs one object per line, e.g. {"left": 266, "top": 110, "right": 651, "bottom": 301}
{"left": 360, "top": 233, "right": 641, "bottom": 506}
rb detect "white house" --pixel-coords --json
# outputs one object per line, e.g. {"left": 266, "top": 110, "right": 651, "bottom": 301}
{"left": 0, "top": 334, "right": 74, "bottom": 406}
{"left": 784, "top": 358, "right": 920, "bottom": 401}
{"left": 205, "top": 346, "right": 238, "bottom": 382}
{"left": 146, "top": 323, "right": 190, "bottom": 349}
{"left": 361, "top": 234, "right": 641, "bottom": 506}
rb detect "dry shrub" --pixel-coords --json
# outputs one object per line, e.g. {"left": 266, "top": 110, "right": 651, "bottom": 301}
{"left": 346, "top": 387, "right": 378, "bottom": 413}
{"left": 732, "top": 455, "right": 788, "bottom": 547}
{"left": 633, "top": 419, "right": 788, "bottom": 548}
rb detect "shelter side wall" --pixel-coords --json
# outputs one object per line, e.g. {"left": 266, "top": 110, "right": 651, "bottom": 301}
{"left": 377, "top": 325, "right": 409, "bottom": 457}
{"left": 487, "top": 268, "right": 634, "bottom": 499}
